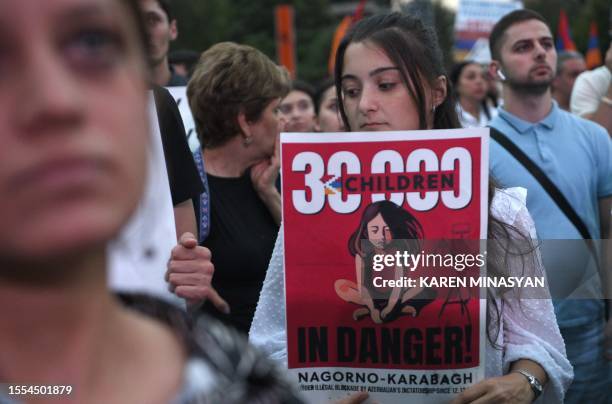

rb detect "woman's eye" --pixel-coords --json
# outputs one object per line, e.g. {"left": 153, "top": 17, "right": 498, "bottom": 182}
{"left": 378, "top": 82, "right": 396, "bottom": 91}
{"left": 343, "top": 87, "right": 360, "bottom": 98}
{"left": 63, "top": 29, "right": 123, "bottom": 71}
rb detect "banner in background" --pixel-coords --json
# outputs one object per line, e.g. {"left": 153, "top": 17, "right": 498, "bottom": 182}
{"left": 275, "top": 5, "right": 296, "bottom": 79}
{"left": 454, "top": 0, "right": 522, "bottom": 61}
{"left": 166, "top": 86, "right": 201, "bottom": 153}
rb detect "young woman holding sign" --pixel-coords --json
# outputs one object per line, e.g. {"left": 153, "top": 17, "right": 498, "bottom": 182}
{"left": 250, "top": 12, "right": 572, "bottom": 404}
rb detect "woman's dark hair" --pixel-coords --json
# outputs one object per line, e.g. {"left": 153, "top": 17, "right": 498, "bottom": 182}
{"left": 449, "top": 61, "right": 474, "bottom": 89}
{"left": 290, "top": 79, "right": 316, "bottom": 103}
{"left": 334, "top": 12, "right": 460, "bottom": 131}
{"left": 450, "top": 60, "right": 491, "bottom": 120}
{"left": 348, "top": 200, "right": 424, "bottom": 258}
{"left": 335, "top": 12, "right": 538, "bottom": 348}
{"left": 314, "top": 77, "right": 336, "bottom": 115}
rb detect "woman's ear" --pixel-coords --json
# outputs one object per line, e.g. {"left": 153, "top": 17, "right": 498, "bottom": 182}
{"left": 431, "top": 75, "right": 448, "bottom": 110}
{"left": 237, "top": 111, "right": 252, "bottom": 138}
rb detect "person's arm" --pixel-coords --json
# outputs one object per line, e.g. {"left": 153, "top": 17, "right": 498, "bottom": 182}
{"left": 583, "top": 83, "right": 612, "bottom": 136}
{"left": 452, "top": 359, "right": 547, "bottom": 404}
{"left": 173, "top": 199, "right": 197, "bottom": 239}
{"left": 170, "top": 201, "right": 231, "bottom": 312}
{"left": 577, "top": 45, "right": 612, "bottom": 136}
{"left": 454, "top": 197, "right": 572, "bottom": 403}
{"left": 166, "top": 232, "right": 229, "bottom": 313}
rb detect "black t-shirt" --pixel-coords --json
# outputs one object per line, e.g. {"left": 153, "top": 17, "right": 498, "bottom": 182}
{"left": 152, "top": 85, "right": 203, "bottom": 206}
{"left": 200, "top": 171, "right": 279, "bottom": 334}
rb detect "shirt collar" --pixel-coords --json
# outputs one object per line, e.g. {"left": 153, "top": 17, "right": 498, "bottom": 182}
{"left": 497, "top": 100, "right": 558, "bottom": 134}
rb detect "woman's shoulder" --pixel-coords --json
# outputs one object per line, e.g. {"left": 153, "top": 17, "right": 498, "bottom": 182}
{"left": 180, "top": 314, "right": 302, "bottom": 403}
{"left": 490, "top": 187, "right": 537, "bottom": 238}
{"left": 491, "top": 187, "right": 526, "bottom": 218}
{"left": 117, "top": 293, "right": 302, "bottom": 404}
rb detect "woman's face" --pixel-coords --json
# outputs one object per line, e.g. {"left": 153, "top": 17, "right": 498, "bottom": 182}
{"left": 316, "top": 86, "right": 345, "bottom": 132}
{"left": 0, "top": 0, "right": 149, "bottom": 261}
{"left": 341, "top": 41, "right": 424, "bottom": 132}
{"left": 367, "top": 213, "right": 392, "bottom": 249}
{"left": 457, "top": 63, "right": 487, "bottom": 102}
{"left": 278, "top": 90, "right": 317, "bottom": 132}
{"left": 249, "top": 98, "right": 282, "bottom": 159}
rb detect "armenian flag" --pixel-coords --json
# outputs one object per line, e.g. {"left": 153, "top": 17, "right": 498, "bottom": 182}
{"left": 585, "top": 21, "right": 602, "bottom": 69}
{"left": 556, "top": 9, "right": 577, "bottom": 51}
{"left": 328, "top": 0, "right": 367, "bottom": 75}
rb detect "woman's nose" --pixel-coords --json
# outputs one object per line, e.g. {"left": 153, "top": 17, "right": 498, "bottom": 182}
{"left": 16, "top": 46, "right": 84, "bottom": 135}
{"left": 358, "top": 85, "right": 378, "bottom": 114}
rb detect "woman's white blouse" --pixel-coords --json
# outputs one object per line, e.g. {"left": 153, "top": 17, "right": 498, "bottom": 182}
{"left": 249, "top": 187, "right": 573, "bottom": 403}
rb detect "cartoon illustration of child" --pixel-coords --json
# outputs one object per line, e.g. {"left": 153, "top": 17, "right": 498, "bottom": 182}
{"left": 334, "top": 200, "right": 435, "bottom": 323}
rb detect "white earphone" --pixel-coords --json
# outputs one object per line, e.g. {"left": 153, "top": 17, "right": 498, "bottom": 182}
{"left": 497, "top": 69, "right": 506, "bottom": 81}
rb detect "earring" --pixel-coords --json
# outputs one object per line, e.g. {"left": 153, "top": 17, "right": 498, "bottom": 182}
{"left": 432, "top": 104, "right": 437, "bottom": 114}
{"left": 243, "top": 136, "right": 253, "bottom": 147}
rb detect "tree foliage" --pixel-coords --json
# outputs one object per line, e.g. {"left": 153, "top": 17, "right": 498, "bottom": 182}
{"left": 169, "top": 0, "right": 611, "bottom": 84}
{"left": 170, "top": 0, "right": 457, "bottom": 83}
{"left": 525, "top": 0, "right": 610, "bottom": 58}
{"left": 172, "top": 0, "right": 335, "bottom": 84}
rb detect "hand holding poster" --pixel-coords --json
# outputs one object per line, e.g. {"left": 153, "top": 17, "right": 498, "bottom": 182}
{"left": 281, "top": 129, "right": 489, "bottom": 403}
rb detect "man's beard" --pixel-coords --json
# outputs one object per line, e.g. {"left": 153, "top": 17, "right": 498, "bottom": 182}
{"left": 506, "top": 76, "right": 552, "bottom": 96}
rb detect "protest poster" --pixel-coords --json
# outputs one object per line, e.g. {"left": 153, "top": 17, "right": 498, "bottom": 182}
{"left": 281, "top": 129, "right": 489, "bottom": 403}
{"left": 166, "top": 86, "right": 201, "bottom": 153}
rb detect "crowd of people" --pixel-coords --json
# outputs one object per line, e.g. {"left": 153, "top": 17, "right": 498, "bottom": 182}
{"left": 0, "top": 0, "right": 610, "bottom": 403}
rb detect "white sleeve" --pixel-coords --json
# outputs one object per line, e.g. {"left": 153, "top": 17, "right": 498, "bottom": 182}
{"left": 570, "top": 70, "right": 603, "bottom": 117}
{"left": 249, "top": 225, "right": 289, "bottom": 366}
{"left": 498, "top": 203, "right": 574, "bottom": 403}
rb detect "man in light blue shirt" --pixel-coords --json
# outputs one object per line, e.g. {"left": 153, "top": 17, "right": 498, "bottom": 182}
{"left": 488, "top": 9, "right": 612, "bottom": 402}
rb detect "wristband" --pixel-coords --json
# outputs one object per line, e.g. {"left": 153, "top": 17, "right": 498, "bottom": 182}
{"left": 601, "top": 96, "right": 612, "bottom": 107}
{"left": 513, "top": 369, "right": 543, "bottom": 401}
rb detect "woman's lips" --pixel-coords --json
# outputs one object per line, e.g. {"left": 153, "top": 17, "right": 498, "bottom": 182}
{"left": 360, "top": 122, "right": 387, "bottom": 129}
{"left": 13, "top": 156, "right": 108, "bottom": 193}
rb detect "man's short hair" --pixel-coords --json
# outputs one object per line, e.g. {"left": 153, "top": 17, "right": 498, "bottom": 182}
{"left": 155, "top": 0, "right": 173, "bottom": 21}
{"left": 489, "top": 9, "right": 549, "bottom": 61}
{"left": 556, "top": 51, "right": 584, "bottom": 75}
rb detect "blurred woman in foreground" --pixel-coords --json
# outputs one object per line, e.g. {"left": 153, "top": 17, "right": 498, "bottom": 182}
{"left": 0, "top": 1, "right": 300, "bottom": 402}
